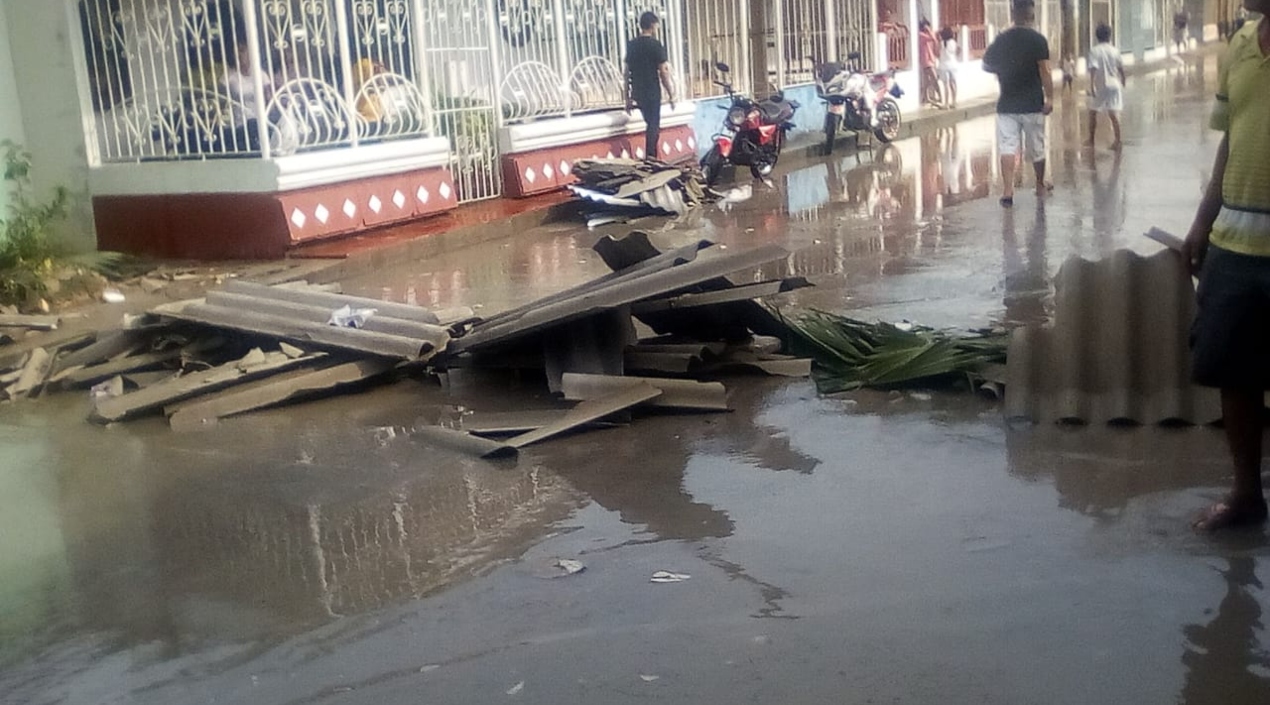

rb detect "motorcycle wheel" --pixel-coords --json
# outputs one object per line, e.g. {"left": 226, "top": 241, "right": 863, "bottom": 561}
{"left": 701, "top": 145, "right": 725, "bottom": 187}
{"left": 823, "top": 113, "right": 841, "bottom": 155}
{"left": 752, "top": 142, "right": 780, "bottom": 179}
{"left": 873, "top": 98, "right": 902, "bottom": 143}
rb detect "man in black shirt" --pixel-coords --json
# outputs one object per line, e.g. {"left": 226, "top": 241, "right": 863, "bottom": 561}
{"left": 625, "top": 11, "right": 676, "bottom": 161}
{"left": 983, "top": 0, "right": 1054, "bottom": 206}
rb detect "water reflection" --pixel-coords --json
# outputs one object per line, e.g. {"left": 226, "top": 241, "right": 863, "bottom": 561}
{"left": 1181, "top": 557, "right": 1270, "bottom": 705}
{"left": 1001, "top": 202, "right": 1050, "bottom": 325}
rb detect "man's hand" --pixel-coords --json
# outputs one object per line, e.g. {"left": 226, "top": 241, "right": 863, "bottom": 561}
{"left": 668, "top": 98, "right": 675, "bottom": 111}
{"left": 1041, "top": 101, "right": 1053, "bottom": 116}
{"left": 625, "top": 99, "right": 634, "bottom": 115}
{"left": 1182, "top": 226, "right": 1211, "bottom": 277}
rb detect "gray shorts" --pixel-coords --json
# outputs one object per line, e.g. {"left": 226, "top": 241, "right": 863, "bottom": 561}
{"left": 1191, "top": 245, "right": 1270, "bottom": 389}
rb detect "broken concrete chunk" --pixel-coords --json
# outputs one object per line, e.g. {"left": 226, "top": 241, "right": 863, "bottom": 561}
{"left": 236, "top": 348, "right": 269, "bottom": 370}
{"left": 9, "top": 348, "right": 52, "bottom": 398}
{"left": 278, "top": 342, "right": 306, "bottom": 359}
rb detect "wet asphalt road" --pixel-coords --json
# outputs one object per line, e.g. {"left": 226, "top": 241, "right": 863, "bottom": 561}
{"left": 3, "top": 55, "right": 1269, "bottom": 705}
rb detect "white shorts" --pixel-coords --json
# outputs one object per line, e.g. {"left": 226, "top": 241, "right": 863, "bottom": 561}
{"left": 997, "top": 113, "right": 1047, "bottom": 163}
{"left": 1090, "top": 85, "right": 1123, "bottom": 113}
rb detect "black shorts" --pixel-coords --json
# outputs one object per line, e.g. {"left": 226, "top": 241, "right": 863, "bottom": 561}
{"left": 1191, "top": 245, "right": 1270, "bottom": 389}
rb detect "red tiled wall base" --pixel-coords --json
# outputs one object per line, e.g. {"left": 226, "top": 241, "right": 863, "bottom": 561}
{"left": 502, "top": 125, "right": 697, "bottom": 198}
{"left": 95, "top": 166, "right": 457, "bottom": 260}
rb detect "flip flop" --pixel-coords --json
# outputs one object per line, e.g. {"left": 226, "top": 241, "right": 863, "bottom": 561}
{"left": 999, "top": 197, "right": 1014, "bottom": 208}
{"left": 1192, "top": 500, "right": 1269, "bottom": 532}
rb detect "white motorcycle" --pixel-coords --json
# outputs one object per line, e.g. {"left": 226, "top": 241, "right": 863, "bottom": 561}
{"left": 815, "top": 52, "right": 904, "bottom": 154}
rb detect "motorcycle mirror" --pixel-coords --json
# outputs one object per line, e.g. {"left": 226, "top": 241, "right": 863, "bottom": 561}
{"left": 715, "top": 62, "right": 731, "bottom": 73}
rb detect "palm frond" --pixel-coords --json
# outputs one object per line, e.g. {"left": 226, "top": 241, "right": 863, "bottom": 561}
{"left": 776, "top": 308, "right": 1008, "bottom": 394}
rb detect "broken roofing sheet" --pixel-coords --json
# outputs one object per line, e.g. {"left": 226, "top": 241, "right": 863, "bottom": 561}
{"left": 155, "top": 280, "right": 452, "bottom": 362}
{"left": 1005, "top": 248, "right": 1220, "bottom": 425}
{"left": 447, "top": 234, "right": 809, "bottom": 357}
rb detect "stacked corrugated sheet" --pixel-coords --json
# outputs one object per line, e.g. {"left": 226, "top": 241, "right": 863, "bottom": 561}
{"left": 568, "top": 158, "right": 707, "bottom": 219}
{"left": 1005, "top": 248, "right": 1221, "bottom": 425}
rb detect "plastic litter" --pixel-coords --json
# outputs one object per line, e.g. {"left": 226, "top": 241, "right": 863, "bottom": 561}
{"left": 650, "top": 571, "right": 691, "bottom": 583}
{"left": 506, "top": 681, "right": 525, "bottom": 696}
{"left": 102, "top": 289, "right": 126, "bottom": 304}
{"left": 327, "top": 305, "right": 377, "bottom": 329}
{"left": 553, "top": 559, "right": 586, "bottom": 577}
{"left": 639, "top": 675, "right": 661, "bottom": 682}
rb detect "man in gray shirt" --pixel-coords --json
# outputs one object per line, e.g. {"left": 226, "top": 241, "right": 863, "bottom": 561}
{"left": 983, "top": 0, "right": 1054, "bottom": 207}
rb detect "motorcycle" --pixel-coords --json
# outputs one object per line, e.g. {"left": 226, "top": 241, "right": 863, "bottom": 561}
{"left": 816, "top": 52, "right": 904, "bottom": 154}
{"left": 700, "top": 62, "right": 799, "bottom": 186}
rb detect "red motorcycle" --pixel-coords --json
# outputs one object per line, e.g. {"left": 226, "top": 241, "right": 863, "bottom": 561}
{"left": 700, "top": 62, "right": 799, "bottom": 186}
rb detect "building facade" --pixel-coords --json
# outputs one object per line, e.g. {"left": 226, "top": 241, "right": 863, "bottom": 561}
{"left": 0, "top": 0, "right": 1225, "bottom": 259}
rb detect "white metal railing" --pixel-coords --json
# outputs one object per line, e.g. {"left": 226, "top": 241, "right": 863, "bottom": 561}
{"left": 76, "top": 0, "right": 435, "bottom": 162}
{"left": 72, "top": 0, "right": 916, "bottom": 198}
{"left": 682, "top": 0, "right": 749, "bottom": 99}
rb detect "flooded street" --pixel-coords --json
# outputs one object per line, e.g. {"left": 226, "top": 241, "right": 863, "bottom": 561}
{"left": 4, "top": 56, "right": 1269, "bottom": 704}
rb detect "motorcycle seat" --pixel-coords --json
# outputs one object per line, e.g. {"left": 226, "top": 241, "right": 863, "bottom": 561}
{"left": 759, "top": 100, "right": 795, "bottom": 123}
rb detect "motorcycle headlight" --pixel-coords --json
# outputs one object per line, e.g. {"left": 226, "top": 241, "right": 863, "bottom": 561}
{"left": 727, "top": 106, "right": 747, "bottom": 127}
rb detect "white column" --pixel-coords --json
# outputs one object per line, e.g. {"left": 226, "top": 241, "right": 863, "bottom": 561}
{"left": 409, "top": 0, "right": 435, "bottom": 137}
{"left": 876, "top": 31, "right": 889, "bottom": 70}
{"left": 332, "top": 0, "right": 360, "bottom": 148}
{"left": 552, "top": 0, "right": 573, "bottom": 117}
{"left": 61, "top": 0, "right": 100, "bottom": 167}
{"left": 739, "top": 0, "right": 753, "bottom": 96}
{"left": 825, "top": 0, "right": 839, "bottom": 61}
{"left": 773, "top": 0, "right": 786, "bottom": 87}
{"left": 909, "top": 0, "right": 920, "bottom": 70}
{"left": 240, "top": 0, "right": 272, "bottom": 158}
{"left": 960, "top": 24, "right": 971, "bottom": 63}
{"left": 486, "top": 0, "right": 508, "bottom": 128}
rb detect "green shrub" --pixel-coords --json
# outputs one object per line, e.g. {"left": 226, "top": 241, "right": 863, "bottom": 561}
{"left": 0, "top": 140, "right": 122, "bottom": 307}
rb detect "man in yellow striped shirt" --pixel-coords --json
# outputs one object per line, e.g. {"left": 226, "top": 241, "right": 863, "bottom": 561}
{"left": 1183, "top": 2, "right": 1270, "bottom": 530}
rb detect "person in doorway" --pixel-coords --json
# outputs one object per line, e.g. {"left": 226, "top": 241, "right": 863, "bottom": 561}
{"left": 983, "top": 0, "right": 1054, "bottom": 207}
{"left": 919, "top": 20, "right": 943, "bottom": 106}
{"left": 624, "top": 11, "right": 676, "bottom": 162}
{"left": 1086, "top": 24, "right": 1126, "bottom": 151}
{"left": 1183, "top": 1, "right": 1270, "bottom": 531}
{"left": 938, "top": 26, "right": 959, "bottom": 109}
{"left": 1173, "top": 6, "right": 1190, "bottom": 54}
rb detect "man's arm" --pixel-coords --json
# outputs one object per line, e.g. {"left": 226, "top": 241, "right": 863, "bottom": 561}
{"left": 658, "top": 62, "right": 675, "bottom": 109}
{"left": 1183, "top": 134, "right": 1230, "bottom": 275}
{"left": 1038, "top": 58, "right": 1054, "bottom": 113}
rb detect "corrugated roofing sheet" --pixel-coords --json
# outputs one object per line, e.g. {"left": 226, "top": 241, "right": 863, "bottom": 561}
{"left": 1005, "top": 248, "right": 1221, "bottom": 425}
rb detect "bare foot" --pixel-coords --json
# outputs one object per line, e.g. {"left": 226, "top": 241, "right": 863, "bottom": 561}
{"left": 1109, "top": 141, "right": 1123, "bottom": 152}
{"left": 1192, "top": 497, "right": 1269, "bottom": 532}
{"left": 1035, "top": 182, "right": 1054, "bottom": 196}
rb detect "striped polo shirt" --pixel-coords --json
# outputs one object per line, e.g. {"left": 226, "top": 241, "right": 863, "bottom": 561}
{"left": 1210, "top": 20, "right": 1270, "bottom": 256}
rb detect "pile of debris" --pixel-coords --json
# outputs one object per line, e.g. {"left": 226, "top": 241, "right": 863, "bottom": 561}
{"left": 568, "top": 159, "right": 708, "bottom": 224}
{"left": 1, "top": 234, "right": 812, "bottom": 453}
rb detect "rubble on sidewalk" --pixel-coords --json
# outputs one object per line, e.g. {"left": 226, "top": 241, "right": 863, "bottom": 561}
{"left": 0, "top": 233, "right": 816, "bottom": 452}
{"left": 568, "top": 158, "right": 709, "bottom": 219}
